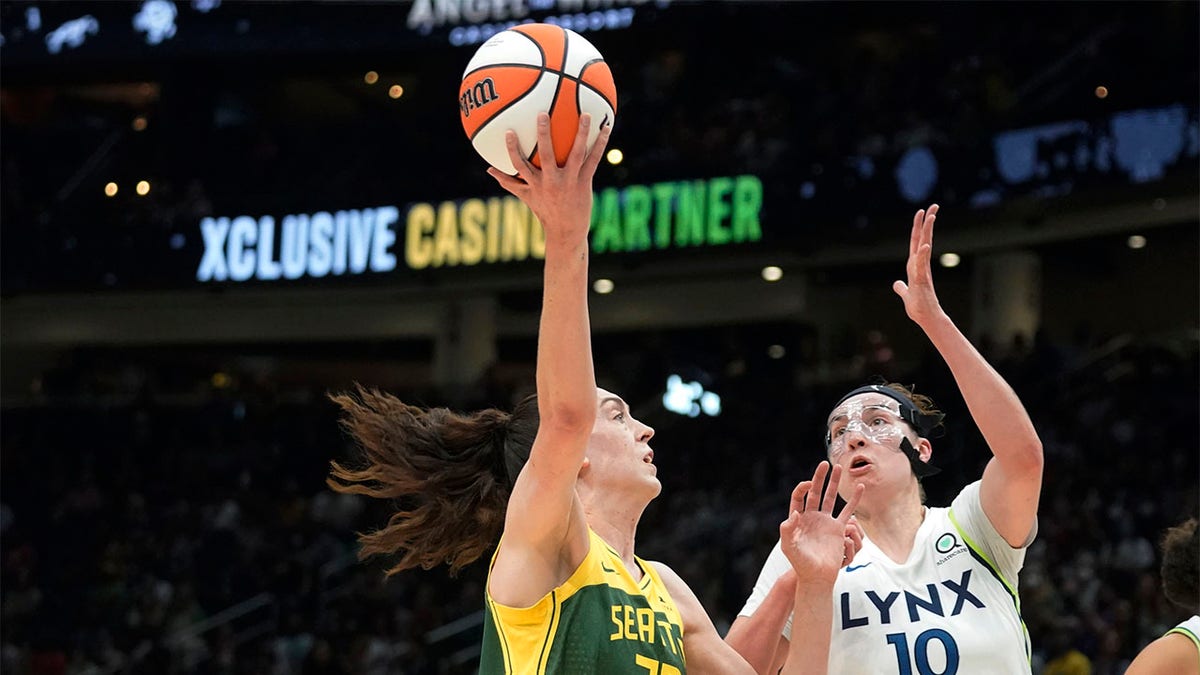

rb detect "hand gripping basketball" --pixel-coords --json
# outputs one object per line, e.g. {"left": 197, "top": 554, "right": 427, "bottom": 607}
{"left": 460, "top": 24, "right": 617, "bottom": 175}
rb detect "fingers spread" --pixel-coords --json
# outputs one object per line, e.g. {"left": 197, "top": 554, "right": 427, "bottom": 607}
{"left": 579, "top": 120, "right": 613, "bottom": 179}
{"left": 910, "top": 209, "right": 923, "bottom": 257}
{"left": 488, "top": 168, "right": 527, "bottom": 197}
{"left": 565, "top": 113, "right": 591, "bottom": 170}
{"left": 503, "top": 130, "right": 534, "bottom": 179}
{"left": 806, "top": 462, "right": 829, "bottom": 512}
{"left": 837, "top": 483, "right": 865, "bottom": 524}
{"left": 821, "top": 464, "right": 842, "bottom": 513}
{"left": 535, "top": 112, "right": 556, "bottom": 169}
{"left": 789, "top": 481, "right": 813, "bottom": 516}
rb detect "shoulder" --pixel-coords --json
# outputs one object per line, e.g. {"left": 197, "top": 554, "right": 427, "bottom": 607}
{"left": 647, "top": 561, "right": 687, "bottom": 592}
{"left": 1126, "top": 632, "right": 1200, "bottom": 675}
{"left": 646, "top": 562, "right": 704, "bottom": 623}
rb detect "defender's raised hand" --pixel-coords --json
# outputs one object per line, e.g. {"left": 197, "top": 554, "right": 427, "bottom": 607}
{"left": 892, "top": 204, "right": 946, "bottom": 328}
{"left": 779, "top": 462, "right": 864, "bottom": 585}
{"left": 487, "top": 112, "right": 612, "bottom": 245}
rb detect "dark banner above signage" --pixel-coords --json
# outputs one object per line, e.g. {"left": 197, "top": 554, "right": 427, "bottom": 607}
{"left": 0, "top": 0, "right": 675, "bottom": 72}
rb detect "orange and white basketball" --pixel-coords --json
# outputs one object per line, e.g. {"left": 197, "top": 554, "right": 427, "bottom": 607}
{"left": 459, "top": 24, "right": 617, "bottom": 174}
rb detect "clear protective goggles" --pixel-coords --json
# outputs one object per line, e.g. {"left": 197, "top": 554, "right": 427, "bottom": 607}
{"left": 825, "top": 402, "right": 913, "bottom": 455}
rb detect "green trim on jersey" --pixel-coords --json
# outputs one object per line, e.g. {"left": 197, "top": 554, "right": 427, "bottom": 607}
{"left": 1167, "top": 625, "right": 1199, "bottom": 649}
{"left": 479, "top": 528, "right": 687, "bottom": 675}
{"left": 948, "top": 508, "right": 1032, "bottom": 664}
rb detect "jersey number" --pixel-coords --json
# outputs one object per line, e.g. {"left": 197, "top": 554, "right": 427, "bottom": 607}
{"left": 885, "top": 629, "right": 959, "bottom": 675}
{"left": 635, "top": 654, "right": 681, "bottom": 675}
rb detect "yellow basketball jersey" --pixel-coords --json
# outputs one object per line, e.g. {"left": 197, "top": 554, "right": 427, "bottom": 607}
{"left": 479, "top": 528, "right": 687, "bottom": 675}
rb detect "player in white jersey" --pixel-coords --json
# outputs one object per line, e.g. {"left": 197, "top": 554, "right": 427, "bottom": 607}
{"left": 1127, "top": 517, "right": 1198, "bottom": 675}
{"left": 727, "top": 204, "right": 1044, "bottom": 675}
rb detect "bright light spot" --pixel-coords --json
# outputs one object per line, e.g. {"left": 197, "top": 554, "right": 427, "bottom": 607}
{"left": 133, "top": 0, "right": 178, "bottom": 46}
{"left": 104, "top": 182, "right": 118, "bottom": 197}
{"left": 1127, "top": 235, "right": 1146, "bottom": 249}
{"left": 663, "top": 374, "right": 721, "bottom": 418}
{"left": 767, "top": 344, "right": 786, "bottom": 359}
{"left": 593, "top": 278, "right": 614, "bottom": 294}
{"left": 1095, "top": 85, "right": 1108, "bottom": 99}
{"left": 388, "top": 85, "right": 404, "bottom": 99}
{"left": 45, "top": 15, "right": 100, "bottom": 54}
{"left": 699, "top": 391, "right": 721, "bottom": 416}
{"left": 606, "top": 148, "right": 624, "bottom": 165}
{"left": 364, "top": 71, "right": 379, "bottom": 85}
{"left": 939, "top": 252, "right": 961, "bottom": 268}
{"left": 132, "top": 115, "right": 148, "bottom": 131}
{"left": 211, "top": 372, "right": 230, "bottom": 388}
{"left": 136, "top": 180, "right": 151, "bottom": 196}
{"left": 761, "top": 265, "right": 783, "bottom": 282}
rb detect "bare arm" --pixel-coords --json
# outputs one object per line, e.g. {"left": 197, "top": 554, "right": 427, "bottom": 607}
{"left": 1126, "top": 633, "right": 1200, "bottom": 675}
{"left": 655, "top": 465, "right": 861, "bottom": 675}
{"left": 894, "top": 205, "right": 1043, "bottom": 547}
{"left": 777, "top": 463, "right": 863, "bottom": 675}
{"left": 487, "top": 114, "right": 612, "bottom": 607}
{"left": 650, "top": 561, "right": 757, "bottom": 675}
{"left": 728, "top": 519, "right": 862, "bottom": 675}
{"left": 725, "top": 569, "right": 796, "bottom": 675}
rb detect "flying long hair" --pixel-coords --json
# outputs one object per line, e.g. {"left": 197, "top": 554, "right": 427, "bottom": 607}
{"left": 327, "top": 385, "right": 539, "bottom": 576}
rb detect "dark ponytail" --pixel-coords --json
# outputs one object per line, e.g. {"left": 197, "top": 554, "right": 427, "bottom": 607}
{"left": 327, "top": 386, "right": 540, "bottom": 576}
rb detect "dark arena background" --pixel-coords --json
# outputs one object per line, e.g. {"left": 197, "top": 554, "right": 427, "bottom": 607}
{"left": 1, "top": 1, "right": 1197, "bottom": 673}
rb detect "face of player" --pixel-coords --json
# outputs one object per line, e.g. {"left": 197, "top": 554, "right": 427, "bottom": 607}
{"left": 582, "top": 388, "right": 660, "bottom": 500}
{"left": 825, "top": 392, "right": 929, "bottom": 502}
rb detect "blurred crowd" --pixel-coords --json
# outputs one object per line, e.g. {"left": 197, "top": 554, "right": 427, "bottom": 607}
{"left": 1, "top": 325, "right": 1196, "bottom": 675}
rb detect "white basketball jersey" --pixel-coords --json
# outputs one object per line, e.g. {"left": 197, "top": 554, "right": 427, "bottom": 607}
{"left": 1167, "top": 615, "right": 1200, "bottom": 652}
{"left": 740, "top": 481, "right": 1033, "bottom": 674}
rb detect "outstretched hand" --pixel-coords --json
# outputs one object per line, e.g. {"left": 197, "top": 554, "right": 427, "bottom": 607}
{"left": 779, "top": 461, "right": 864, "bottom": 585}
{"left": 892, "top": 204, "right": 946, "bottom": 328}
{"left": 487, "top": 112, "right": 612, "bottom": 247}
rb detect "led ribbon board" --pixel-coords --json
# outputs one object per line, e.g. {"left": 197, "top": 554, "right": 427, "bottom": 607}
{"left": 194, "top": 174, "right": 764, "bottom": 282}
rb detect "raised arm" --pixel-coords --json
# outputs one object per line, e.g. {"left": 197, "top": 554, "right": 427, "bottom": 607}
{"left": 653, "top": 463, "right": 860, "bottom": 675}
{"left": 487, "top": 113, "right": 612, "bottom": 606}
{"left": 725, "top": 568, "right": 796, "bottom": 675}
{"left": 777, "top": 462, "right": 863, "bottom": 675}
{"left": 893, "top": 204, "right": 1043, "bottom": 547}
{"left": 727, "top": 510, "right": 864, "bottom": 675}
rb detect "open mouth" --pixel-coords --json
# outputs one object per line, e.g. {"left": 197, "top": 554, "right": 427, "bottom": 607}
{"left": 849, "top": 456, "right": 871, "bottom": 470}
{"left": 643, "top": 451, "right": 654, "bottom": 464}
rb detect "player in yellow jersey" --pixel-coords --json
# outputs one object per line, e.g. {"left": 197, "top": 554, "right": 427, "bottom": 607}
{"left": 327, "top": 113, "right": 864, "bottom": 675}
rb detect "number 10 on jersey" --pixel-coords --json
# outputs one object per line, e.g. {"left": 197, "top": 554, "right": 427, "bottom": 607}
{"left": 886, "top": 629, "right": 960, "bottom": 675}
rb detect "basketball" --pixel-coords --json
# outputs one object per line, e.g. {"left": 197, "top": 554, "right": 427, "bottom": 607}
{"left": 459, "top": 24, "right": 617, "bottom": 175}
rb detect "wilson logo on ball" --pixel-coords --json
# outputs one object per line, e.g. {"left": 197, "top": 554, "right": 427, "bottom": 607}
{"left": 459, "top": 23, "right": 617, "bottom": 175}
{"left": 459, "top": 77, "right": 499, "bottom": 118}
